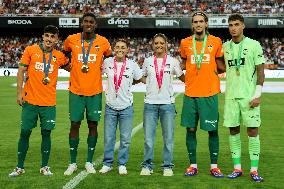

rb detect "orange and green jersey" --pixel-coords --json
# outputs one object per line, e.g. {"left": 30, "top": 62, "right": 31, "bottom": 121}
{"left": 20, "top": 44, "right": 68, "bottom": 106}
{"left": 179, "top": 34, "right": 223, "bottom": 97}
{"left": 64, "top": 33, "right": 112, "bottom": 96}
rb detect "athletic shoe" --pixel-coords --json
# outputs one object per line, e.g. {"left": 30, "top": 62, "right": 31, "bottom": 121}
{"left": 64, "top": 163, "right": 77, "bottom": 176}
{"left": 184, "top": 166, "right": 198, "bottom": 176}
{"left": 85, "top": 162, "right": 96, "bottom": 174}
{"left": 163, "top": 168, "right": 173, "bottom": 176}
{"left": 40, "top": 166, "right": 53, "bottom": 176}
{"left": 118, "top": 165, "right": 127, "bottom": 175}
{"left": 227, "top": 169, "right": 244, "bottom": 179}
{"left": 99, "top": 165, "right": 113, "bottom": 174}
{"left": 140, "top": 167, "right": 153, "bottom": 176}
{"left": 9, "top": 167, "right": 25, "bottom": 177}
{"left": 210, "top": 168, "right": 224, "bottom": 178}
{"left": 250, "top": 171, "right": 264, "bottom": 182}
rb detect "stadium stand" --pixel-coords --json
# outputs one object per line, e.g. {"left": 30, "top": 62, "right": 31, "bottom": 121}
{"left": 0, "top": 0, "right": 283, "bottom": 16}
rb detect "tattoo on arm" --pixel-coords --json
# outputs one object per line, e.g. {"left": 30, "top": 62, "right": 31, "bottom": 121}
{"left": 256, "top": 64, "right": 265, "bottom": 86}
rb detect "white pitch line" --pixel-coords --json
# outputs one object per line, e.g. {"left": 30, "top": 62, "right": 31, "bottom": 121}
{"left": 62, "top": 93, "right": 181, "bottom": 189}
{"left": 62, "top": 123, "right": 143, "bottom": 189}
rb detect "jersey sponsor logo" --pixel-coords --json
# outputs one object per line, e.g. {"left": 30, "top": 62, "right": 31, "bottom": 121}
{"left": 228, "top": 58, "right": 245, "bottom": 67}
{"left": 34, "top": 62, "right": 54, "bottom": 73}
{"left": 190, "top": 54, "right": 210, "bottom": 64}
{"left": 8, "top": 19, "right": 32, "bottom": 25}
{"left": 77, "top": 54, "right": 97, "bottom": 63}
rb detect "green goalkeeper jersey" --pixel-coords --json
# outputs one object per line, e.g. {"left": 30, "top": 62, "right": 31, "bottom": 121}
{"left": 223, "top": 37, "right": 265, "bottom": 99}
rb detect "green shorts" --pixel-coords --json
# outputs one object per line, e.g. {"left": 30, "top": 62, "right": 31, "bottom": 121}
{"left": 21, "top": 102, "right": 56, "bottom": 130}
{"left": 223, "top": 98, "right": 261, "bottom": 128}
{"left": 69, "top": 92, "right": 102, "bottom": 122}
{"left": 181, "top": 94, "right": 219, "bottom": 131}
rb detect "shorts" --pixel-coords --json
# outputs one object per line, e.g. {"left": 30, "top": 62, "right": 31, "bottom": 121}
{"left": 69, "top": 92, "right": 102, "bottom": 122}
{"left": 21, "top": 102, "right": 56, "bottom": 130}
{"left": 181, "top": 94, "right": 219, "bottom": 131}
{"left": 223, "top": 98, "right": 261, "bottom": 128}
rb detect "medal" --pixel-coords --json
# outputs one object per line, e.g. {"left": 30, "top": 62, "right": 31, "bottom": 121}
{"left": 40, "top": 44, "right": 52, "bottom": 85}
{"left": 81, "top": 33, "right": 95, "bottom": 73}
{"left": 154, "top": 53, "right": 167, "bottom": 92}
{"left": 230, "top": 37, "right": 245, "bottom": 77}
{"left": 42, "top": 77, "right": 50, "bottom": 85}
{"left": 113, "top": 56, "right": 127, "bottom": 97}
{"left": 192, "top": 34, "right": 208, "bottom": 71}
{"left": 81, "top": 65, "right": 89, "bottom": 73}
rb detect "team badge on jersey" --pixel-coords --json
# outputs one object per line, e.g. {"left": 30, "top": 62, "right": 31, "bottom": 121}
{"left": 52, "top": 56, "right": 57, "bottom": 62}
{"left": 208, "top": 45, "right": 213, "bottom": 53}
{"left": 95, "top": 45, "right": 100, "bottom": 52}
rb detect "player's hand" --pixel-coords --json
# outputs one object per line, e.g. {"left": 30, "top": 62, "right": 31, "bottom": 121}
{"left": 17, "top": 95, "right": 24, "bottom": 106}
{"left": 249, "top": 97, "right": 260, "bottom": 108}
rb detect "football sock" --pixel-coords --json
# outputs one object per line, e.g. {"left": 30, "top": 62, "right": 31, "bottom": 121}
{"left": 17, "top": 129, "right": 32, "bottom": 169}
{"left": 208, "top": 130, "right": 219, "bottom": 164}
{"left": 211, "top": 164, "right": 217, "bottom": 169}
{"left": 69, "top": 137, "right": 79, "bottom": 164}
{"left": 229, "top": 133, "right": 242, "bottom": 169}
{"left": 249, "top": 135, "right": 260, "bottom": 172}
{"left": 87, "top": 136, "right": 98, "bottom": 163}
{"left": 41, "top": 129, "right": 51, "bottom": 167}
{"left": 186, "top": 131, "right": 197, "bottom": 164}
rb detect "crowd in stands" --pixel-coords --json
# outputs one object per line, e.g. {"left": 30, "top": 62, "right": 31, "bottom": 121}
{"left": 0, "top": 36, "right": 283, "bottom": 68}
{"left": 0, "top": 0, "right": 283, "bottom": 16}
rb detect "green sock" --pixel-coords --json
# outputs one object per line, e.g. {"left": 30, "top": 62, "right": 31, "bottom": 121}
{"left": 87, "top": 136, "right": 98, "bottom": 163}
{"left": 208, "top": 131, "right": 219, "bottom": 164}
{"left": 69, "top": 137, "right": 79, "bottom": 164}
{"left": 229, "top": 134, "right": 241, "bottom": 167}
{"left": 41, "top": 130, "right": 51, "bottom": 167}
{"left": 17, "top": 129, "right": 32, "bottom": 169}
{"left": 249, "top": 135, "right": 260, "bottom": 169}
{"left": 186, "top": 131, "right": 197, "bottom": 164}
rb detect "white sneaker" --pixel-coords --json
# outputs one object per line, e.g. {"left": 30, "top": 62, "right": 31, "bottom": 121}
{"left": 140, "top": 167, "right": 153, "bottom": 176}
{"left": 118, "top": 165, "right": 127, "bottom": 175}
{"left": 163, "top": 168, "right": 173, "bottom": 176}
{"left": 64, "top": 163, "right": 77, "bottom": 176}
{"left": 9, "top": 167, "right": 25, "bottom": 177}
{"left": 40, "top": 166, "right": 53, "bottom": 176}
{"left": 99, "top": 165, "right": 112, "bottom": 174}
{"left": 85, "top": 162, "right": 96, "bottom": 174}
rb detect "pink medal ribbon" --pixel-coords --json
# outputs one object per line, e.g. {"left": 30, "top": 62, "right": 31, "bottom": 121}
{"left": 154, "top": 53, "right": 167, "bottom": 90}
{"left": 113, "top": 56, "right": 127, "bottom": 96}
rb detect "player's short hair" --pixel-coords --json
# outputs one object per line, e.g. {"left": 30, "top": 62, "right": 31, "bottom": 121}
{"left": 192, "top": 11, "right": 208, "bottom": 22}
{"left": 44, "top": 25, "right": 59, "bottom": 35}
{"left": 228, "top": 14, "right": 244, "bottom": 23}
{"left": 114, "top": 38, "right": 129, "bottom": 48}
{"left": 82, "top": 12, "right": 97, "bottom": 21}
{"left": 153, "top": 33, "right": 168, "bottom": 43}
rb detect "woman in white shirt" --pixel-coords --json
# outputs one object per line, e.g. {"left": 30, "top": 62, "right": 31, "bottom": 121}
{"left": 140, "top": 34, "right": 184, "bottom": 176}
{"left": 99, "top": 39, "right": 142, "bottom": 175}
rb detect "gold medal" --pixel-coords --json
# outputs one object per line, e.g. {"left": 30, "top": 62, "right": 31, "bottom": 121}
{"left": 81, "top": 65, "right": 89, "bottom": 73}
{"left": 236, "top": 69, "right": 240, "bottom": 76}
{"left": 42, "top": 77, "right": 50, "bottom": 85}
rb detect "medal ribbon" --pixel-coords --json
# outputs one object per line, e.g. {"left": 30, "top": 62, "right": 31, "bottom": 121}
{"left": 81, "top": 33, "right": 96, "bottom": 66}
{"left": 192, "top": 34, "right": 208, "bottom": 70}
{"left": 40, "top": 44, "right": 53, "bottom": 78}
{"left": 154, "top": 53, "right": 167, "bottom": 89}
{"left": 113, "top": 56, "right": 127, "bottom": 94}
{"left": 230, "top": 36, "right": 245, "bottom": 71}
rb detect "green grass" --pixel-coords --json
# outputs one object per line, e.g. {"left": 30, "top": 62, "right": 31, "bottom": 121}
{"left": 0, "top": 76, "right": 284, "bottom": 189}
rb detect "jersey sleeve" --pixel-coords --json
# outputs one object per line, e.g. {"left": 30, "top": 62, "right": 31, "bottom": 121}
{"left": 102, "top": 58, "right": 109, "bottom": 74}
{"left": 103, "top": 40, "right": 112, "bottom": 57}
{"left": 142, "top": 58, "right": 148, "bottom": 77}
{"left": 20, "top": 46, "right": 32, "bottom": 67}
{"left": 63, "top": 36, "right": 72, "bottom": 52}
{"left": 133, "top": 61, "right": 143, "bottom": 80}
{"left": 253, "top": 41, "right": 265, "bottom": 66}
{"left": 179, "top": 39, "right": 187, "bottom": 59}
{"left": 215, "top": 37, "right": 224, "bottom": 58}
{"left": 172, "top": 58, "right": 183, "bottom": 77}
